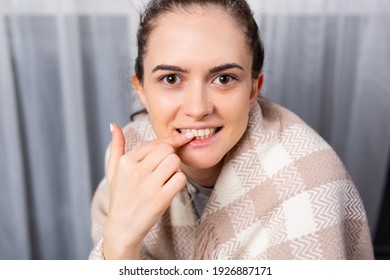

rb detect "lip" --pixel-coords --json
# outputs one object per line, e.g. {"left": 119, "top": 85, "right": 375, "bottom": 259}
{"left": 176, "top": 125, "right": 222, "bottom": 130}
{"left": 187, "top": 127, "right": 223, "bottom": 148}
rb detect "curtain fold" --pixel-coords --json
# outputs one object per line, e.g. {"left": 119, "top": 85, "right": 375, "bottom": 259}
{"left": 56, "top": 11, "right": 92, "bottom": 259}
{"left": 344, "top": 9, "right": 390, "bottom": 232}
{"left": 0, "top": 11, "right": 31, "bottom": 260}
{"left": 0, "top": 0, "right": 389, "bottom": 259}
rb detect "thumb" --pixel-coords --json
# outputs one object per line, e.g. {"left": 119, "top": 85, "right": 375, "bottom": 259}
{"left": 107, "top": 123, "right": 125, "bottom": 184}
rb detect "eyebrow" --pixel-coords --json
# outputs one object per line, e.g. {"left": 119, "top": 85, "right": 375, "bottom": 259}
{"left": 152, "top": 65, "right": 188, "bottom": 73}
{"left": 209, "top": 63, "right": 244, "bottom": 74}
{"left": 151, "top": 63, "right": 244, "bottom": 74}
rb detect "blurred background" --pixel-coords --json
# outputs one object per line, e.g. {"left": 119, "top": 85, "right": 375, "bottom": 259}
{"left": 0, "top": 0, "right": 389, "bottom": 259}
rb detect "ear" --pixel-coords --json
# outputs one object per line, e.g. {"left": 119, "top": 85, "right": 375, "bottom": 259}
{"left": 249, "top": 73, "right": 264, "bottom": 106}
{"left": 132, "top": 73, "right": 148, "bottom": 110}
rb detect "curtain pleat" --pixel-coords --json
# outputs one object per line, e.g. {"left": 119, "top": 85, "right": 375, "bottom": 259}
{"left": 0, "top": 12, "right": 31, "bottom": 260}
{"left": 56, "top": 11, "right": 92, "bottom": 259}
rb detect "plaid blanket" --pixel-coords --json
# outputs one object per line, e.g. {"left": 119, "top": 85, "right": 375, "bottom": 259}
{"left": 89, "top": 101, "right": 374, "bottom": 259}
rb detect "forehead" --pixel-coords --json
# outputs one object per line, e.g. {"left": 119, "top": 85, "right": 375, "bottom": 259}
{"left": 144, "top": 6, "right": 251, "bottom": 70}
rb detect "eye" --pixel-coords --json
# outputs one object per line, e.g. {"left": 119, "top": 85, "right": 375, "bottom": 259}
{"left": 160, "top": 74, "right": 181, "bottom": 86}
{"left": 212, "top": 74, "right": 237, "bottom": 85}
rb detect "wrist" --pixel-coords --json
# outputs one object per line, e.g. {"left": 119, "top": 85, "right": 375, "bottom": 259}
{"left": 102, "top": 239, "right": 141, "bottom": 260}
{"left": 103, "top": 221, "right": 142, "bottom": 259}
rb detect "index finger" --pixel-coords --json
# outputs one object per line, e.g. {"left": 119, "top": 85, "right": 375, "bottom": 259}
{"left": 131, "top": 131, "right": 194, "bottom": 162}
{"left": 159, "top": 131, "right": 195, "bottom": 148}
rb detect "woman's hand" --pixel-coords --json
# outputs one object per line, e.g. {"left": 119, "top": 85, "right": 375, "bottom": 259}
{"left": 102, "top": 123, "right": 194, "bottom": 259}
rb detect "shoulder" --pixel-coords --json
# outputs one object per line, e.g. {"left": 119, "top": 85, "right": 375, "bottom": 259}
{"left": 261, "top": 100, "right": 333, "bottom": 155}
{"left": 256, "top": 100, "right": 351, "bottom": 186}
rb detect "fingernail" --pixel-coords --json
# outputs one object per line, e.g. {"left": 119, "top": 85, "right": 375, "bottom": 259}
{"left": 185, "top": 131, "right": 194, "bottom": 139}
{"left": 110, "top": 123, "right": 114, "bottom": 133}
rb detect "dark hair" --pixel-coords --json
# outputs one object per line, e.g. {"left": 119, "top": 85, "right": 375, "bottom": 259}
{"left": 134, "top": 0, "right": 264, "bottom": 83}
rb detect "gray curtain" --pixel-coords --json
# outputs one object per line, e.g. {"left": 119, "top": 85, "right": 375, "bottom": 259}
{"left": 0, "top": 0, "right": 389, "bottom": 259}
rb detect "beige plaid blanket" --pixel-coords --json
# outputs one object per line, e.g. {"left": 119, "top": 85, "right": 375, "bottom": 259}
{"left": 89, "top": 101, "right": 374, "bottom": 259}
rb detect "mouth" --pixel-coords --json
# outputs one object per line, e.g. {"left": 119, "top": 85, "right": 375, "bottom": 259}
{"left": 176, "top": 127, "right": 223, "bottom": 140}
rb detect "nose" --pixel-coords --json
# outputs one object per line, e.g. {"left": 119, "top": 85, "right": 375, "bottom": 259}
{"left": 182, "top": 82, "right": 213, "bottom": 120}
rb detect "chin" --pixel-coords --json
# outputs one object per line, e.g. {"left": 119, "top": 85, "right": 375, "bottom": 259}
{"left": 179, "top": 152, "right": 223, "bottom": 170}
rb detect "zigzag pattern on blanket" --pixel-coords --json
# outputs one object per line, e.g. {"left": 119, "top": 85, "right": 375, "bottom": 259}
{"left": 290, "top": 233, "right": 324, "bottom": 259}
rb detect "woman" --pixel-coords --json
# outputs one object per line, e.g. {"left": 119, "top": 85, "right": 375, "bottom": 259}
{"left": 89, "top": 0, "right": 374, "bottom": 259}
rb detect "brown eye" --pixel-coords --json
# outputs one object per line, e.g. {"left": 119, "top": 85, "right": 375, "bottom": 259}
{"left": 213, "top": 74, "right": 236, "bottom": 85}
{"left": 162, "top": 74, "right": 180, "bottom": 85}
{"left": 218, "top": 75, "right": 230, "bottom": 84}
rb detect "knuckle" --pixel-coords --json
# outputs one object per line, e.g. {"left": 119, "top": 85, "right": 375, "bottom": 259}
{"left": 167, "top": 153, "right": 181, "bottom": 167}
{"left": 118, "top": 155, "right": 129, "bottom": 168}
{"left": 150, "top": 139, "right": 162, "bottom": 147}
{"left": 174, "top": 171, "right": 186, "bottom": 183}
{"left": 118, "top": 154, "right": 135, "bottom": 170}
{"left": 127, "top": 150, "right": 141, "bottom": 162}
{"left": 151, "top": 196, "right": 165, "bottom": 209}
{"left": 127, "top": 148, "right": 139, "bottom": 158}
{"left": 132, "top": 169, "right": 143, "bottom": 180}
{"left": 160, "top": 143, "right": 174, "bottom": 154}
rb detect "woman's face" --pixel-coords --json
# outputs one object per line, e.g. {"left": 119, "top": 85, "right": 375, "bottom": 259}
{"left": 134, "top": 7, "right": 262, "bottom": 175}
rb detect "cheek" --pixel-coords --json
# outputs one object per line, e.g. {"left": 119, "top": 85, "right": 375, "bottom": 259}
{"left": 145, "top": 94, "right": 179, "bottom": 137}
{"left": 217, "top": 94, "right": 251, "bottom": 144}
{"left": 217, "top": 94, "right": 251, "bottom": 122}
{"left": 145, "top": 85, "right": 181, "bottom": 110}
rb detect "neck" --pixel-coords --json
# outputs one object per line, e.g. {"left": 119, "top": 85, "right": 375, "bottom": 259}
{"left": 181, "top": 160, "right": 223, "bottom": 187}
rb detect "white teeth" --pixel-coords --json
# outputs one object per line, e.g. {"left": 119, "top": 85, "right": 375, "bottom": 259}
{"left": 179, "top": 128, "right": 218, "bottom": 139}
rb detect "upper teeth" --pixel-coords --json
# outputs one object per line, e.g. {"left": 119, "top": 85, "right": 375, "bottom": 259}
{"left": 180, "top": 128, "right": 217, "bottom": 138}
